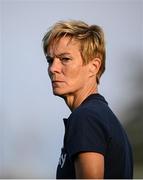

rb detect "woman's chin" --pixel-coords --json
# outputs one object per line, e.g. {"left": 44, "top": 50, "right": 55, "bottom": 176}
{"left": 53, "top": 89, "right": 67, "bottom": 97}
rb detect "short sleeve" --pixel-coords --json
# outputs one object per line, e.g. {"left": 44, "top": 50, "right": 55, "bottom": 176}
{"left": 65, "top": 108, "right": 107, "bottom": 158}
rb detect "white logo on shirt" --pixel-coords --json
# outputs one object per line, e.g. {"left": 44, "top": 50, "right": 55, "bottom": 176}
{"left": 58, "top": 153, "right": 67, "bottom": 168}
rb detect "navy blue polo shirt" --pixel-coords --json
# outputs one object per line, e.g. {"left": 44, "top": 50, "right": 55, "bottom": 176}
{"left": 56, "top": 93, "right": 133, "bottom": 179}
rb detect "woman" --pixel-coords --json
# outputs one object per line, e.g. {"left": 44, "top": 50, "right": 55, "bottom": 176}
{"left": 42, "top": 20, "right": 133, "bottom": 179}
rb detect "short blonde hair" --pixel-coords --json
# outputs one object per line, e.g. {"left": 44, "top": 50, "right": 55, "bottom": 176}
{"left": 42, "top": 20, "right": 106, "bottom": 84}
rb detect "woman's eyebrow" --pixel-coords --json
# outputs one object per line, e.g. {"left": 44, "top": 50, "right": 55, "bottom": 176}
{"left": 46, "top": 52, "right": 71, "bottom": 58}
{"left": 56, "top": 53, "right": 71, "bottom": 57}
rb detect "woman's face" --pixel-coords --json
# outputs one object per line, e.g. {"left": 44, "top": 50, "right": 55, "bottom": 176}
{"left": 47, "top": 37, "right": 92, "bottom": 97}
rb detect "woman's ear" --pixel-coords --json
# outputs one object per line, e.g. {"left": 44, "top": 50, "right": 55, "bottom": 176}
{"left": 89, "top": 58, "right": 101, "bottom": 76}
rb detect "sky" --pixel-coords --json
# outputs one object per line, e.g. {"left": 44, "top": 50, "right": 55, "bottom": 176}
{"left": 0, "top": 0, "right": 143, "bottom": 178}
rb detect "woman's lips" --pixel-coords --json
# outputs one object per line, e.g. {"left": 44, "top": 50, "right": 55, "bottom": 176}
{"left": 52, "top": 81, "right": 64, "bottom": 87}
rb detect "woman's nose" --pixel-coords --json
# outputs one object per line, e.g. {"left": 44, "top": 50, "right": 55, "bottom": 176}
{"left": 48, "top": 58, "right": 62, "bottom": 74}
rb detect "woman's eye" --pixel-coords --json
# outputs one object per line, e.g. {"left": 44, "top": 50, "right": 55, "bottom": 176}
{"left": 46, "top": 56, "right": 53, "bottom": 64}
{"left": 60, "top": 57, "right": 71, "bottom": 63}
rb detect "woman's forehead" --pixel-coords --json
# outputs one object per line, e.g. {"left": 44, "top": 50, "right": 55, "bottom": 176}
{"left": 48, "top": 36, "right": 80, "bottom": 55}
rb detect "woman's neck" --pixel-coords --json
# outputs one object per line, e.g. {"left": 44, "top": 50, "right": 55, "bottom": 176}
{"left": 64, "top": 84, "right": 98, "bottom": 111}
